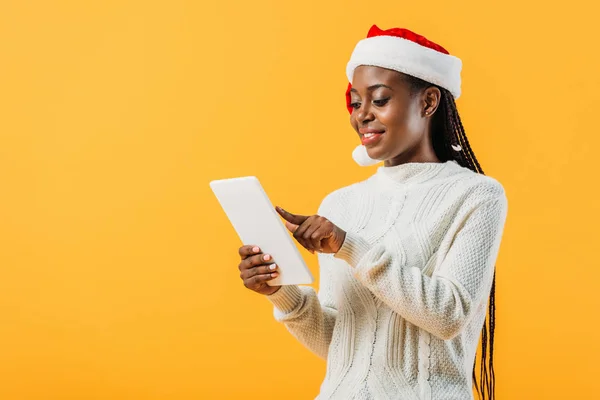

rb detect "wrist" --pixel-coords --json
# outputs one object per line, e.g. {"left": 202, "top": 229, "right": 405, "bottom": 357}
{"left": 266, "top": 285, "right": 281, "bottom": 295}
{"left": 334, "top": 230, "right": 372, "bottom": 267}
{"left": 266, "top": 285, "right": 303, "bottom": 314}
{"left": 334, "top": 228, "right": 347, "bottom": 253}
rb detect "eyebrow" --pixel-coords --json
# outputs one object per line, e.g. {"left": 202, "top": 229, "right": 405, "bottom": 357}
{"left": 350, "top": 84, "right": 393, "bottom": 93}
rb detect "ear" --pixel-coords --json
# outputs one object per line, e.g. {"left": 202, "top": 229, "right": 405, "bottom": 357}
{"left": 422, "top": 86, "right": 441, "bottom": 117}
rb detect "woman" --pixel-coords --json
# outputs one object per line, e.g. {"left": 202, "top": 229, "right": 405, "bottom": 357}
{"left": 237, "top": 25, "right": 507, "bottom": 400}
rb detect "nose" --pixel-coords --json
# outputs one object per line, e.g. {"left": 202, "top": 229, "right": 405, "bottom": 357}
{"left": 356, "top": 103, "right": 375, "bottom": 125}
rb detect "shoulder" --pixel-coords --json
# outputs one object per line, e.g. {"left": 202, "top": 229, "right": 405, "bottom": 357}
{"left": 461, "top": 173, "right": 505, "bottom": 202}
{"left": 446, "top": 164, "right": 508, "bottom": 213}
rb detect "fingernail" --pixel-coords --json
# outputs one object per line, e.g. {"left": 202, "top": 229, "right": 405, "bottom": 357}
{"left": 252, "top": 246, "right": 260, "bottom": 253}
{"left": 264, "top": 254, "right": 271, "bottom": 261}
{"left": 271, "top": 272, "right": 279, "bottom": 278}
{"left": 269, "top": 264, "right": 277, "bottom": 270}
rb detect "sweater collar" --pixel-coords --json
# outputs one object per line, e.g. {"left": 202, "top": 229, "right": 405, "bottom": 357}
{"left": 375, "top": 160, "right": 460, "bottom": 185}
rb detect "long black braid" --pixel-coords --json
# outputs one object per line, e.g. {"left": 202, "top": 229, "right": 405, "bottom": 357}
{"left": 405, "top": 75, "right": 496, "bottom": 400}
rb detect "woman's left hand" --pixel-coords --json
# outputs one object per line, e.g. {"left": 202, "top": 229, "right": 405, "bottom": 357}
{"left": 276, "top": 206, "right": 346, "bottom": 254}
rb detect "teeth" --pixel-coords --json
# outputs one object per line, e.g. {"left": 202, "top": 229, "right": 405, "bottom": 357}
{"left": 364, "top": 133, "right": 375, "bottom": 138}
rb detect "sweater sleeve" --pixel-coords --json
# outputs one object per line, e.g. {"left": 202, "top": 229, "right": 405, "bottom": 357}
{"left": 335, "top": 188, "right": 508, "bottom": 340}
{"left": 264, "top": 196, "right": 340, "bottom": 360}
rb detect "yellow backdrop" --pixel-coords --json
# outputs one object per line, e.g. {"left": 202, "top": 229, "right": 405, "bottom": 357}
{"left": 1, "top": 1, "right": 599, "bottom": 399}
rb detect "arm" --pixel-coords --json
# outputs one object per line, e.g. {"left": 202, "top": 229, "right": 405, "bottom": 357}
{"left": 265, "top": 196, "right": 342, "bottom": 359}
{"left": 265, "top": 255, "right": 337, "bottom": 359}
{"left": 335, "top": 191, "right": 508, "bottom": 340}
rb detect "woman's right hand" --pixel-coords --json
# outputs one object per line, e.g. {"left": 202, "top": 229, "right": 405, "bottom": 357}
{"left": 238, "top": 245, "right": 281, "bottom": 296}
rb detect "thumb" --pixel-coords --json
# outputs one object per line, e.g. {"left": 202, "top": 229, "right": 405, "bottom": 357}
{"left": 283, "top": 220, "right": 299, "bottom": 233}
{"left": 276, "top": 206, "right": 308, "bottom": 226}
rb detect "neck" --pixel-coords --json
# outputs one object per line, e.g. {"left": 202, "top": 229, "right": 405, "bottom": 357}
{"left": 384, "top": 144, "right": 440, "bottom": 167}
{"left": 384, "top": 129, "right": 440, "bottom": 167}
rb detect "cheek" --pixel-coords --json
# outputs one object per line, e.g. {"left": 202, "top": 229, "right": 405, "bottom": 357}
{"left": 385, "top": 101, "right": 424, "bottom": 136}
{"left": 350, "top": 113, "right": 358, "bottom": 130}
{"left": 377, "top": 106, "right": 405, "bottom": 130}
{"left": 405, "top": 111, "right": 424, "bottom": 134}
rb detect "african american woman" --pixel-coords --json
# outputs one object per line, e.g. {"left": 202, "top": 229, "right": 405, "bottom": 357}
{"left": 237, "top": 25, "right": 507, "bottom": 400}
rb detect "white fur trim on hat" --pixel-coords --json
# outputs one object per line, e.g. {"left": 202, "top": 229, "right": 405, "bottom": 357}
{"left": 346, "top": 35, "right": 462, "bottom": 99}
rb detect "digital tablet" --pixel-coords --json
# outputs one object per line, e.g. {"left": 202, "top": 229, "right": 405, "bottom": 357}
{"left": 209, "top": 176, "right": 314, "bottom": 286}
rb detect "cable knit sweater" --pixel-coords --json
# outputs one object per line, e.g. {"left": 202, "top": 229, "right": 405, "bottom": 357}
{"left": 266, "top": 160, "right": 508, "bottom": 400}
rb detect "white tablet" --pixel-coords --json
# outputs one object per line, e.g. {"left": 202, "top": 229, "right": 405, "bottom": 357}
{"left": 209, "top": 176, "right": 314, "bottom": 286}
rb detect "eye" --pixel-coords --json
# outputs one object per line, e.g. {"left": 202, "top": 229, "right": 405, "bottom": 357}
{"left": 349, "top": 102, "right": 361, "bottom": 110}
{"left": 373, "top": 98, "right": 390, "bottom": 106}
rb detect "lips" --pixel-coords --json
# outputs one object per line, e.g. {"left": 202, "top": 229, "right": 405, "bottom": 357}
{"left": 359, "top": 128, "right": 385, "bottom": 146}
{"left": 359, "top": 127, "right": 385, "bottom": 135}
{"left": 360, "top": 133, "right": 384, "bottom": 146}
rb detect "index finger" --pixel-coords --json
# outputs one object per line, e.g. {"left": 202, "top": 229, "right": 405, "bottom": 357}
{"left": 239, "top": 245, "right": 261, "bottom": 259}
{"left": 275, "top": 206, "right": 309, "bottom": 225}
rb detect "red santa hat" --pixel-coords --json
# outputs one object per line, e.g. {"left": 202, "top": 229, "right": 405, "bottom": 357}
{"left": 346, "top": 25, "right": 463, "bottom": 166}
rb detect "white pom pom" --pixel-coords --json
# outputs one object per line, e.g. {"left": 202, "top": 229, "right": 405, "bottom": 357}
{"left": 352, "top": 145, "right": 381, "bottom": 167}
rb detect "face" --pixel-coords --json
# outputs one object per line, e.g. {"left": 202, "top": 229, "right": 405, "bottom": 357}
{"left": 349, "top": 66, "right": 441, "bottom": 166}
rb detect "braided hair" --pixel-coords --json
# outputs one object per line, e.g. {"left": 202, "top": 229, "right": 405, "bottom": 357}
{"left": 405, "top": 74, "right": 496, "bottom": 400}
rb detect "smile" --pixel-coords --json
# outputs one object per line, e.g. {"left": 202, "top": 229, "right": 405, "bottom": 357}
{"left": 360, "top": 132, "right": 384, "bottom": 146}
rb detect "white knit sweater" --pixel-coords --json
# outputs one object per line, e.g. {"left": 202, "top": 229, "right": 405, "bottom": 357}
{"left": 267, "top": 160, "right": 508, "bottom": 400}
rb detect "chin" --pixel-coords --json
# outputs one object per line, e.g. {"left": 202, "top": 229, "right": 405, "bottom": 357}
{"left": 365, "top": 145, "right": 389, "bottom": 161}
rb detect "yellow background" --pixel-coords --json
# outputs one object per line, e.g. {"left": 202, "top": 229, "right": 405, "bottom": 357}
{"left": 1, "top": 1, "right": 599, "bottom": 399}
